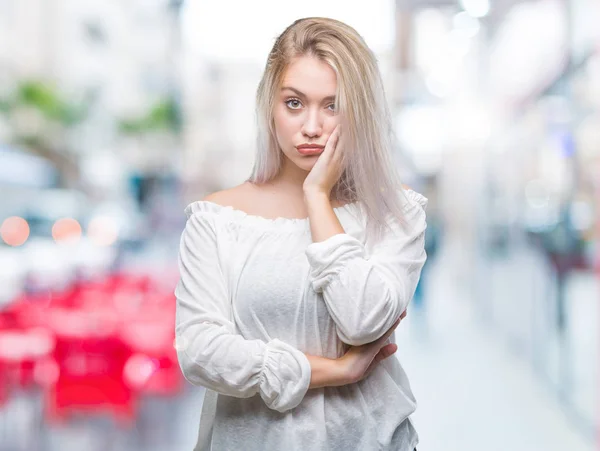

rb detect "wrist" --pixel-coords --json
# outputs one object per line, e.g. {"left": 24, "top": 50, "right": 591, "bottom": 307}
{"left": 305, "top": 354, "right": 350, "bottom": 389}
{"left": 303, "top": 189, "right": 329, "bottom": 204}
{"left": 330, "top": 356, "right": 354, "bottom": 386}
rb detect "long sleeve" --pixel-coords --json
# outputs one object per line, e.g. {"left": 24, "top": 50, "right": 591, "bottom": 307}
{"left": 305, "top": 190, "right": 428, "bottom": 346}
{"left": 174, "top": 211, "right": 311, "bottom": 412}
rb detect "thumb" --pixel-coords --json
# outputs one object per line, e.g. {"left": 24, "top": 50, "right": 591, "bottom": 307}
{"left": 369, "top": 343, "right": 398, "bottom": 373}
{"left": 382, "top": 343, "right": 397, "bottom": 356}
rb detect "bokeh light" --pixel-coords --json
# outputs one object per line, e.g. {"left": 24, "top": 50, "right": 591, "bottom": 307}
{"left": 0, "top": 216, "right": 30, "bottom": 246}
{"left": 124, "top": 353, "right": 158, "bottom": 388}
{"left": 87, "top": 216, "right": 119, "bottom": 246}
{"left": 52, "top": 218, "right": 82, "bottom": 243}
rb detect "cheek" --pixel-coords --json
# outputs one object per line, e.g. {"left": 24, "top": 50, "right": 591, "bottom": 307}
{"left": 324, "top": 116, "right": 341, "bottom": 131}
{"left": 274, "top": 110, "right": 301, "bottom": 140}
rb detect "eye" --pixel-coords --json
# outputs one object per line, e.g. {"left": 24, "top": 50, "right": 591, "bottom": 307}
{"left": 327, "top": 103, "right": 336, "bottom": 112}
{"left": 285, "top": 98, "right": 302, "bottom": 110}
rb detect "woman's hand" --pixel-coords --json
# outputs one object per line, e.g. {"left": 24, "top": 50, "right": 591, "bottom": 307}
{"left": 336, "top": 310, "right": 407, "bottom": 384}
{"left": 302, "top": 124, "right": 344, "bottom": 197}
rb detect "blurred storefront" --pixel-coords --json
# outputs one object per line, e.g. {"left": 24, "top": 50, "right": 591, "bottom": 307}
{"left": 392, "top": 0, "right": 599, "bottom": 441}
{"left": 474, "top": 0, "right": 599, "bottom": 438}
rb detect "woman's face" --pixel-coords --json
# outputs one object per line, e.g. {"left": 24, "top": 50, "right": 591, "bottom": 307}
{"left": 273, "top": 55, "right": 341, "bottom": 173}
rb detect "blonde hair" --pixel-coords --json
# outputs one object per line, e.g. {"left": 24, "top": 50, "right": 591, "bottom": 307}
{"left": 246, "top": 17, "right": 412, "bottom": 244}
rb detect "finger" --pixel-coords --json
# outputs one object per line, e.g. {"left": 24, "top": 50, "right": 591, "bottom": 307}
{"left": 400, "top": 310, "right": 407, "bottom": 320}
{"left": 383, "top": 343, "right": 398, "bottom": 356}
{"left": 389, "top": 317, "right": 400, "bottom": 334}
{"left": 325, "top": 125, "right": 341, "bottom": 156}
{"left": 333, "top": 123, "right": 342, "bottom": 148}
{"left": 332, "top": 125, "right": 344, "bottom": 164}
{"left": 367, "top": 354, "right": 382, "bottom": 373}
{"left": 365, "top": 344, "right": 397, "bottom": 378}
{"left": 376, "top": 318, "right": 400, "bottom": 345}
{"left": 378, "top": 343, "right": 397, "bottom": 357}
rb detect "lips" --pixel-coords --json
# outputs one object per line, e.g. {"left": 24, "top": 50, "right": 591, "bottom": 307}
{"left": 296, "top": 145, "right": 324, "bottom": 156}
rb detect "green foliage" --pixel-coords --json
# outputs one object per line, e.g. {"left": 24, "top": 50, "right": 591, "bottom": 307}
{"left": 0, "top": 80, "right": 180, "bottom": 138}
{"left": 118, "top": 97, "right": 181, "bottom": 135}
{"left": 0, "top": 80, "right": 87, "bottom": 125}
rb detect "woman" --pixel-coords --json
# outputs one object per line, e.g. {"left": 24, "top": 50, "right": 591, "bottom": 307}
{"left": 175, "top": 17, "right": 427, "bottom": 451}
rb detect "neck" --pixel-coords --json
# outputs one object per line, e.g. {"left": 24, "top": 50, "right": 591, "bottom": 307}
{"left": 263, "top": 159, "right": 343, "bottom": 206}
{"left": 269, "top": 157, "right": 309, "bottom": 194}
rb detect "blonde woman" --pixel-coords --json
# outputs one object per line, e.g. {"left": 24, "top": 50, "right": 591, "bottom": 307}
{"left": 176, "top": 17, "right": 427, "bottom": 451}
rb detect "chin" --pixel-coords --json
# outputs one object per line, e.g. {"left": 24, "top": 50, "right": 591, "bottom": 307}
{"left": 295, "top": 158, "right": 316, "bottom": 172}
{"left": 282, "top": 151, "right": 316, "bottom": 172}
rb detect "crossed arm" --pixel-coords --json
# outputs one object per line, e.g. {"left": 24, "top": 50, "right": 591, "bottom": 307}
{"left": 175, "top": 189, "right": 427, "bottom": 413}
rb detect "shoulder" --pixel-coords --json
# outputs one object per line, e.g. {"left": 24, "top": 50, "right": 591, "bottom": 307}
{"left": 184, "top": 182, "right": 254, "bottom": 219}
{"left": 202, "top": 182, "right": 254, "bottom": 208}
{"left": 202, "top": 188, "right": 233, "bottom": 205}
{"left": 400, "top": 184, "right": 427, "bottom": 210}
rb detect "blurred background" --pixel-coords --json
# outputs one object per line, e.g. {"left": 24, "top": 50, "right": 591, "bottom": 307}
{"left": 0, "top": 0, "right": 598, "bottom": 450}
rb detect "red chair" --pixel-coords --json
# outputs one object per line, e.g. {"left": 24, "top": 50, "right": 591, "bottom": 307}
{"left": 0, "top": 327, "right": 56, "bottom": 389}
{"left": 120, "top": 303, "right": 182, "bottom": 397}
{"left": 1, "top": 269, "right": 181, "bottom": 430}
{"left": 44, "top": 307, "right": 136, "bottom": 426}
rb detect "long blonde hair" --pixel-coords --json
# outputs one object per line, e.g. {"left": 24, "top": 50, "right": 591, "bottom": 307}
{"left": 247, "top": 17, "right": 413, "bottom": 244}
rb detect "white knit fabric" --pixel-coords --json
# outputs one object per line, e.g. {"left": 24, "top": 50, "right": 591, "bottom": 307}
{"left": 175, "top": 189, "right": 428, "bottom": 451}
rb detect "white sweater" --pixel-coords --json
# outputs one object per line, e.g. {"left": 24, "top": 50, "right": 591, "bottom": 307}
{"left": 175, "top": 188, "right": 428, "bottom": 451}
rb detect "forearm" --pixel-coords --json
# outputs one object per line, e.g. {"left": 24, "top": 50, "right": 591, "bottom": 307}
{"left": 305, "top": 353, "right": 347, "bottom": 389}
{"left": 304, "top": 190, "right": 345, "bottom": 243}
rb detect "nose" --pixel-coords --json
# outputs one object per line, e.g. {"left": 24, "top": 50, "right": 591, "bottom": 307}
{"left": 301, "top": 109, "right": 323, "bottom": 138}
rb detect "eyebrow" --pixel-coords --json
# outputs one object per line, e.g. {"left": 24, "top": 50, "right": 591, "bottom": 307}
{"left": 281, "top": 86, "right": 336, "bottom": 102}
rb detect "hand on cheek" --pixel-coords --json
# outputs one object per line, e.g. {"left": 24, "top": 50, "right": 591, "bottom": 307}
{"left": 302, "top": 124, "right": 344, "bottom": 196}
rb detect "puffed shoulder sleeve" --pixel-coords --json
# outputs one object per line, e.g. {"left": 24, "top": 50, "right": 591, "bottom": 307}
{"left": 305, "top": 190, "right": 428, "bottom": 346}
{"left": 175, "top": 206, "right": 311, "bottom": 412}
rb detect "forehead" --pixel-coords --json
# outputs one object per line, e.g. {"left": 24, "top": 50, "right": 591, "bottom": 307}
{"left": 281, "top": 56, "right": 337, "bottom": 97}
